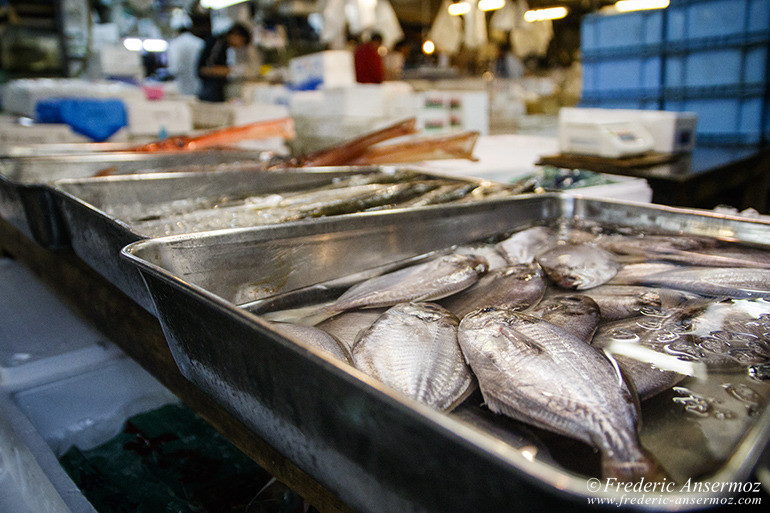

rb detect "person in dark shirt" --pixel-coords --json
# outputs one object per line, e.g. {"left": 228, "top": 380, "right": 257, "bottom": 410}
{"left": 354, "top": 32, "right": 384, "bottom": 84}
{"left": 197, "top": 22, "right": 251, "bottom": 102}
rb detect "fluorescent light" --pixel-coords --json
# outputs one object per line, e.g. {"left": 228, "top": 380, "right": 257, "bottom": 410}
{"left": 142, "top": 39, "right": 169, "bottom": 52}
{"left": 448, "top": 1, "right": 472, "bottom": 16}
{"left": 479, "top": 0, "right": 505, "bottom": 11}
{"left": 524, "top": 6, "right": 568, "bottom": 22}
{"left": 123, "top": 38, "right": 143, "bottom": 52}
{"left": 200, "top": 0, "right": 249, "bottom": 10}
{"left": 422, "top": 40, "right": 436, "bottom": 55}
{"left": 615, "top": 0, "right": 670, "bottom": 12}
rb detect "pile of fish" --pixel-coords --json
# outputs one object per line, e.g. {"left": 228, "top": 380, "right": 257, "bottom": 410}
{"left": 106, "top": 171, "right": 511, "bottom": 237}
{"left": 264, "top": 221, "right": 770, "bottom": 481}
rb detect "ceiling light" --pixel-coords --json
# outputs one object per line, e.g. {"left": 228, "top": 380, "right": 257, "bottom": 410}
{"left": 615, "top": 0, "right": 670, "bottom": 12}
{"left": 123, "top": 38, "right": 143, "bottom": 52}
{"left": 479, "top": 0, "right": 505, "bottom": 12}
{"left": 200, "top": 0, "right": 250, "bottom": 10}
{"left": 423, "top": 40, "right": 436, "bottom": 55}
{"left": 524, "top": 6, "right": 569, "bottom": 22}
{"left": 448, "top": 1, "right": 472, "bottom": 16}
{"left": 142, "top": 39, "right": 169, "bottom": 52}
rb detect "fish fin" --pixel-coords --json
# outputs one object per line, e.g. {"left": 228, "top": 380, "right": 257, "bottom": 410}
{"left": 602, "top": 450, "right": 669, "bottom": 484}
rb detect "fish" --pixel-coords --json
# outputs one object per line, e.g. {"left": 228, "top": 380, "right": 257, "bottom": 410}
{"left": 609, "top": 263, "right": 681, "bottom": 285}
{"left": 646, "top": 247, "right": 770, "bottom": 270}
{"left": 597, "top": 233, "right": 717, "bottom": 257}
{"left": 591, "top": 315, "right": 688, "bottom": 400}
{"left": 348, "top": 131, "right": 480, "bottom": 165}
{"left": 125, "top": 118, "right": 296, "bottom": 153}
{"left": 304, "top": 253, "right": 488, "bottom": 325}
{"left": 285, "top": 118, "right": 419, "bottom": 168}
{"left": 496, "top": 226, "right": 560, "bottom": 264}
{"left": 316, "top": 309, "right": 386, "bottom": 351}
{"left": 529, "top": 295, "right": 601, "bottom": 343}
{"left": 452, "top": 243, "right": 510, "bottom": 271}
{"left": 271, "top": 322, "right": 353, "bottom": 365}
{"left": 351, "top": 303, "right": 474, "bottom": 411}
{"left": 639, "top": 267, "right": 770, "bottom": 299}
{"left": 555, "top": 285, "right": 693, "bottom": 322}
{"left": 396, "top": 182, "right": 480, "bottom": 208}
{"left": 536, "top": 243, "right": 620, "bottom": 290}
{"left": 441, "top": 264, "right": 546, "bottom": 318}
{"left": 458, "top": 308, "right": 662, "bottom": 481}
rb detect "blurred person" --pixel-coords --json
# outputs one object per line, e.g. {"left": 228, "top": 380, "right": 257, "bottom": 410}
{"left": 384, "top": 39, "right": 410, "bottom": 80}
{"left": 354, "top": 32, "right": 384, "bottom": 84}
{"left": 197, "top": 22, "right": 252, "bottom": 102}
{"left": 494, "top": 41, "right": 525, "bottom": 79}
{"left": 167, "top": 13, "right": 204, "bottom": 96}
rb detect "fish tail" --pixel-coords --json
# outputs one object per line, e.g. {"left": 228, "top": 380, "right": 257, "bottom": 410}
{"left": 602, "top": 450, "right": 669, "bottom": 483}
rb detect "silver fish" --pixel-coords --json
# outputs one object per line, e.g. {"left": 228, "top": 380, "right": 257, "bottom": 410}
{"left": 453, "top": 243, "right": 510, "bottom": 271}
{"left": 536, "top": 243, "right": 620, "bottom": 290}
{"left": 597, "top": 234, "right": 716, "bottom": 257}
{"left": 319, "top": 254, "right": 488, "bottom": 321}
{"left": 441, "top": 264, "right": 545, "bottom": 318}
{"left": 496, "top": 226, "right": 559, "bottom": 264}
{"left": 649, "top": 247, "right": 770, "bottom": 270}
{"left": 640, "top": 267, "right": 770, "bottom": 299}
{"left": 352, "top": 303, "right": 474, "bottom": 411}
{"left": 529, "top": 295, "right": 601, "bottom": 342}
{"left": 272, "top": 322, "right": 353, "bottom": 365}
{"left": 570, "top": 285, "right": 660, "bottom": 321}
{"left": 609, "top": 263, "right": 680, "bottom": 285}
{"left": 458, "top": 309, "right": 660, "bottom": 481}
{"left": 591, "top": 316, "right": 686, "bottom": 400}
{"left": 316, "top": 309, "right": 386, "bottom": 350}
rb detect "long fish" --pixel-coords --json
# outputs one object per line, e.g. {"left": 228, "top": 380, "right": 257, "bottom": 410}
{"left": 458, "top": 308, "right": 663, "bottom": 481}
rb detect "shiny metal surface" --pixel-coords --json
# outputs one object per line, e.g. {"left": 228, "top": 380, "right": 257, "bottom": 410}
{"left": 122, "top": 194, "right": 770, "bottom": 513}
{"left": 0, "top": 150, "right": 261, "bottom": 247}
{"left": 54, "top": 167, "right": 486, "bottom": 312}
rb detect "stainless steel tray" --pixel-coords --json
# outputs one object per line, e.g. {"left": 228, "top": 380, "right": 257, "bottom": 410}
{"left": 0, "top": 150, "right": 260, "bottom": 248}
{"left": 54, "top": 167, "right": 492, "bottom": 312}
{"left": 121, "top": 194, "right": 770, "bottom": 513}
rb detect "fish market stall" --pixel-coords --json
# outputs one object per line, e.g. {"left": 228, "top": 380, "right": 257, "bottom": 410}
{"left": 53, "top": 167, "right": 508, "bottom": 312}
{"left": 120, "top": 194, "right": 770, "bottom": 513}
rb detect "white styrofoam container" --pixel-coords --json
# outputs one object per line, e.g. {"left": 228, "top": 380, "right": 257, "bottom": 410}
{"left": 559, "top": 107, "right": 697, "bottom": 153}
{"left": 321, "top": 85, "right": 386, "bottom": 118}
{"left": 0, "top": 115, "right": 130, "bottom": 147}
{"left": 123, "top": 98, "right": 193, "bottom": 137}
{"left": 0, "top": 79, "right": 143, "bottom": 117}
{"left": 189, "top": 101, "right": 290, "bottom": 129}
{"left": 0, "top": 358, "right": 178, "bottom": 513}
{"left": 0, "top": 259, "right": 122, "bottom": 389}
{"left": 288, "top": 50, "right": 355, "bottom": 89}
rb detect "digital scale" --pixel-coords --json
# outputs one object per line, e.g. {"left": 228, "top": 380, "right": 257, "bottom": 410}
{"left": 558, "top": 119, "right": 656, "bottom": 159}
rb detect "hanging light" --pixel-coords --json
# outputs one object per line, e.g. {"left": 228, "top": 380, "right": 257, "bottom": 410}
{"left": 478, "top": 0, "right": 505, "bottom": 12}
{"left": 448, "top": 1, "right": 472, "bottom": 16}
{"left": 123, "top": 38, "right": 143, "bottom": 52}
{"left": 615, "top": 0, "right": 670, "bottom": 12}
{"left": 523, "top": 6, "right": 569, "bottom": 22}
{"left": 423, "top": 40, "right": 436, "bottom": 54}
{"left": 142, "top": 39, "right": 169, "bottom": 52}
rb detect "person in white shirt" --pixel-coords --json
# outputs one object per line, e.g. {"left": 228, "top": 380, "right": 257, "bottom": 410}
{"left": 167, "top": 14, "right": 204, "bottom": 96}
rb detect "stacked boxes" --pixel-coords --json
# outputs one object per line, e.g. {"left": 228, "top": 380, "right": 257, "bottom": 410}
{"left": 581, "top": 0, "right": 770, "bottom": 145}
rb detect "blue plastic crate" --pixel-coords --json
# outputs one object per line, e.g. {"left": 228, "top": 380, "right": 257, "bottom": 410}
{"left": 582, "top": 55, "right": 663, "bottom": 96}
{"left": 581, "top": 9, "right": 663, "bottom": 57}
{"left": 664, "top": 41, "right": 769, "bottom": 89}
{"left": 664, "top": 92, "right": 769, "bottom": 145}
{"left": 666, "top": 0, "right": 770, "bottom": 44}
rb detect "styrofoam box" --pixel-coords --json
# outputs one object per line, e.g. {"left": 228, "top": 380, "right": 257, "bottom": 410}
{"left": 0, "top": 358, "right": 178, "bottom": 513}
{"left": 0, "top": 259, "right": 123, "bottom": 389}
{"left": 289, "top": 50, "right": 355, "bottom": 89}
{"left": 559, "top": 107, "right": 697, "bottom": 153}
{"left": 123, "top": 98, "right": 192, "bottom": 137}
{"left": 190, "top": 101, "right": 290, "bottom": 129}
{"left": 321, "top": 85, "right": 387, "bottom": 118}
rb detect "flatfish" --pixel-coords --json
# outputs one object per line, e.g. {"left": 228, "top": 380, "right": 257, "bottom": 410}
{"left": 272, "top": 322, "right": 353, "bottom": 365}
{"left": 352, "top": 303, "right": 474, "bottom": 411}
{"left": 441, "top": 264, "right": 546, "bottom": 318}
{"left": 529, "top": 295, "right": 601, "bottom": 343}
{"left": 496, "top": 227, "right": 559, "bottom": 264}
{"left": 458, "top": 309, "right": 662, "bottom": 480}
{"left": 536, "top": 243, "right": 620, "bottom": 290}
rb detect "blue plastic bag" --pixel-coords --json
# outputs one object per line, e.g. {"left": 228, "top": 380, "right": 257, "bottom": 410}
{"left": 34, "top": 98, "right": 128, "bottom": 142}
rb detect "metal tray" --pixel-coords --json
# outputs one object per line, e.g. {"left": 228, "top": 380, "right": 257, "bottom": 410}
{"left": 0, "top": 150, "right": 260, "bottom": 248}
{"left": 121, "top": 194, "right": 770, "bottom": 513}
{"left": 54, "top": 167, "right": 491, "bottom": 312}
